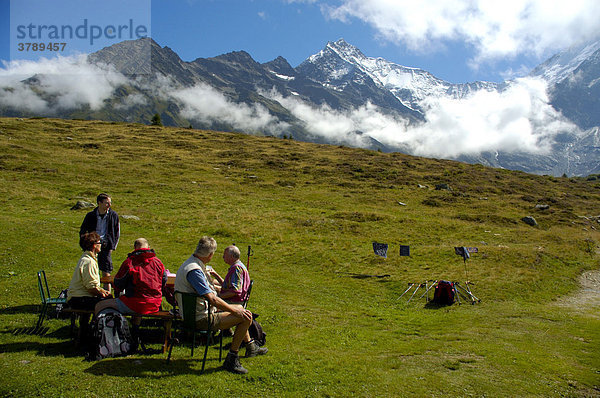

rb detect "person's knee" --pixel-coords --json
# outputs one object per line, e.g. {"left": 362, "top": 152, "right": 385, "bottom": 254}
{"left": 239, "top": 316, "right": 252, "bottom": 330}
{"left": 231, "top": 313, "right": 251, "bottom": 329}
{"left": 94, "top": 298, "right": 114, "bottom": 314}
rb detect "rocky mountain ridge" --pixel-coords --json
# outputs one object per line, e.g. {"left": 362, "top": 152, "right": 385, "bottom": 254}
{"left": 1, "top": 36, "right": 599, "bottom": 176}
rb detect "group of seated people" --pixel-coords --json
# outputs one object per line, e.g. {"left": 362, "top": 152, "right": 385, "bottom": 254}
{"left": 66, "top": 232, "right": 266, "bottom": 374}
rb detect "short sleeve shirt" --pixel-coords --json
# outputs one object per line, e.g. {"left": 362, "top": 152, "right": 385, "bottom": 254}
{"left": 187, "top": 268, "right": 215, "bottom": 297}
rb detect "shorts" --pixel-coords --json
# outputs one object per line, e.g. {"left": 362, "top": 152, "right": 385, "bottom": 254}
{"left": 115, "top": 298, "right": 135, "bottom": 315}
{"left": 196, "top": 312, "right": 225, "bottom": 332}
{"left": 98, "top": 242, "right": 113, "bottom": 273}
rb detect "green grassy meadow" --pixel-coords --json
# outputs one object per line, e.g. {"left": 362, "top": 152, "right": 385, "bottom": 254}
{"left": 0, "top": 117, "right": 599, "bottom": 397}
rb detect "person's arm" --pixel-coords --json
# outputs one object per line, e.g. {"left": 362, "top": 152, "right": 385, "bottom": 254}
{"left": 88, "top": 285, "right": 110, "bottom": 297}
{"left": 186, "top": 268, "right": 214, "bottom": 298}
{"left": 219, "top": 266, "right": 243, "bottom": 299}
{"left": 113, "top": 214, "right": 120, "bottom": 250}
{"left": 209, "top": 268, "right": 224, "bottom": 285}
{"left": 79, "top": 211, "right": 92, "bottom": 236}
{"left": 81, "top": 258, "right": 110, "bottom": 297}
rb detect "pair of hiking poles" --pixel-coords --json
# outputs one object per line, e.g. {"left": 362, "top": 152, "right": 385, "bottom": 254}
{"left": 397, "top": 280, "right": 437, "bottom": 303}
{"left": 453, "top": 281, "right": 481, "bottom": 305}
{"left": 397, "top": 280, "right": 481, "bottom": 304}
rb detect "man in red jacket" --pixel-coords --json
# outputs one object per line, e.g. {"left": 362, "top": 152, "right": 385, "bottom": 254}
{"left": 95, "top": 238, "right": 167, "bottom": 348}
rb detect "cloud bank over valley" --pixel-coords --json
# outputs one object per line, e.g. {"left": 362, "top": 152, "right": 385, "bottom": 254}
{"left": 0, "top": 55, "right": 578, "bottom": 160}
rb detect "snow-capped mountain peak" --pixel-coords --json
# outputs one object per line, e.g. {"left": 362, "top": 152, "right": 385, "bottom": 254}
{"left": 530, "top": 38, "right": 600, "bottom": 85}
{"left": 302, "top": 38, "right": 499, "bottom": 112}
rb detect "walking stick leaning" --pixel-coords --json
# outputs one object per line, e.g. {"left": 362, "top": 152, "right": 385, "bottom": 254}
{"left": 397, "top": 283, "right": 415, "bottom": 300}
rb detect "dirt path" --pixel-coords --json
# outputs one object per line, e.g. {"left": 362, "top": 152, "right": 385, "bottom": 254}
{"left": 556, "top": 270, "right": 600, "bottom": 318}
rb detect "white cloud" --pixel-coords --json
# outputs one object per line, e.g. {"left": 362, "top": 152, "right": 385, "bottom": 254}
{"left": 114, "top": 92, "right": 148, "bottom": 110}
{"left": 399, "top": 78, "right": 576, "bottom": 157}
{"left": 0, "top": 55, "right": 127, "bottom": 113}
{"left": 0, "top": 56, "right": 287, "bottom": 134}
{"left": 170, "top": 83, "right": 288, "bottom": 133}
{"left": 324, "top": 0, "right": 600, "bottom": 66}
{"left": 269, "top": 93, "right": 405, "bottom": 147}
{"left": 265, "top": 77, "right": 576, "bottom": 158}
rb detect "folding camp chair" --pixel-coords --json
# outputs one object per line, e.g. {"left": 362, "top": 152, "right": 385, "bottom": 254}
{"left": 36, "top": 270, "right": 67, "bottom": 330}
{"left": 166, "top": 291, "right": 222, "bottom": 372}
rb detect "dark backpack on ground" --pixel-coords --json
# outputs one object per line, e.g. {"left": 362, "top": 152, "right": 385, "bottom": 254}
{"left": 433, "top": 280, "right": 455, "bottom": 305}
{"left": 248, "top": 315, "right": 266, "bottom": 347}
{"left": 88, "top": 309, "right": 133, "bottom": 360}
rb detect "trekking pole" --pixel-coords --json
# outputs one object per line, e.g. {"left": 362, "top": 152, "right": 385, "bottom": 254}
{"left": 455, "top": 282, "right": 467, "bottom": 302}
{"left": 407, "top": 283, "right": 424, "bottom": 303}
{"left": 418, "top": 280, "right": 428, "bottom": 301}
{"left": 453, "top": 283, "right": 461, "bottom": 305}
{"left": 464, "top": 281, "right": 480, "bottom": 303}
{"left": 397, "top": 283, "right": 415, "bottom": 300}
{"left": 419, "top": 280, "right": 437, "bottom": 301}
{"left": 459, "top": 281, "right": 474, "bottom": 302}
{"left": 453, "top": 282, "right": 468, "bottom": 302}
{"left": 456, "top": 282, "right": 479, "bottom": 304}
{"left": 247, "top": 245, "right": 252, "bottom": 270}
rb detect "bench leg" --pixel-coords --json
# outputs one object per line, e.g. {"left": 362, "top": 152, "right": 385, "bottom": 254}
{"left": 163, "top": 319, "right": 172, "bottom": 353}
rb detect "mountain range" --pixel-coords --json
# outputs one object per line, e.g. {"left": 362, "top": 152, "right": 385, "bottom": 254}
{"left": 1, "top": 37, "right": 599, "bottom": 176}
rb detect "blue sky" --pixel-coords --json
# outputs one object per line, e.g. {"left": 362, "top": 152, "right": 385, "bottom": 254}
{"left": 2, "top": 0, "right": 599, "bottom": 83}
{"left": 0, "top": 0, "right": 598, "bottom": 170}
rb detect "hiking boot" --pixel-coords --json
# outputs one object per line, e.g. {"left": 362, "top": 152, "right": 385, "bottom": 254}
{"left": 245, "top": 341, "right": 268, "bottom": 357}
{"left": 222, "top": 352, "right": 248, "bottom": 374}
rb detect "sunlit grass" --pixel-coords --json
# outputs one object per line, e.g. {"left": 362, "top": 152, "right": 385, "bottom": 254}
{"left": 0, "top": 117, "right": 599, "bottom": 397}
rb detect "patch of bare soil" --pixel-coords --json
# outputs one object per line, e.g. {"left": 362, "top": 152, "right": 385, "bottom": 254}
{"left": 556, "top": 270, "right": 600, "bottom": 318}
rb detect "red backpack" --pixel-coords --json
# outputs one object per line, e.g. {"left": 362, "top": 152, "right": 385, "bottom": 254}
{"left": 433, "top": 280, "right": 455, "bottom": 305}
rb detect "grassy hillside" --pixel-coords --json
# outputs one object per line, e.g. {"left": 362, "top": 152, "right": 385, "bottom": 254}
{"left": 0, "top": 117, "right": 599, "bottom": 397}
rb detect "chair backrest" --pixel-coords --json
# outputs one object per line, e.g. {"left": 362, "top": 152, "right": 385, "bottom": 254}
{"left": 175, "top": 291, "right": 211, "bottom": 331}
{"left": 243, "top": 280, "right": 254, "bottom": 309}
{"left": 37, "top": 270, "right": 49, "bottom": 304}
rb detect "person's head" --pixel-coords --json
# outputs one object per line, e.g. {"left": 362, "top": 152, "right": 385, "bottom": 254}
{"left": 96, "top": 193, "right": 112, "bottom": 214}
{"left": 223, "top": 245, "right": 240, "bottom": 265}
{"left": 194, "top": 236, "right": 217, "bottom": 261}
{"left": 134, "top": 238, "right": 149, "bottom": 250}
{"left": 80, "top": 232, "right": 102, "bottom": 252}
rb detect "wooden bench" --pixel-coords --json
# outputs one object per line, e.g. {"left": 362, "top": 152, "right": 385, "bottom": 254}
{"left": 62, "top": 307, "right": 174, "bottom": 353}
{"left": 138, "top": 310, "right": 173, "bottom": 353}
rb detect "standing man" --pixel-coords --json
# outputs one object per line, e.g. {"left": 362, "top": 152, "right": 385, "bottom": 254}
{"left": 80, "top": 193, "right": 120, "bottom": 288}
{"left": 174, "top": 236, "right": 267, "bottom": 374}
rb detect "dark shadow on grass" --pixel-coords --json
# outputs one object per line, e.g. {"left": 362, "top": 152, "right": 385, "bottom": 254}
{"left": 0, "top": 340, "right": 85, "bottom": 358}
{"left": 84, "top": 357, "right": 223, "bottom": 377}
{"left": 336, "top": 272, "right": 391, "bottom": 279}
{"left": 0, "top": 304, "right": 40, "bottom": 315}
